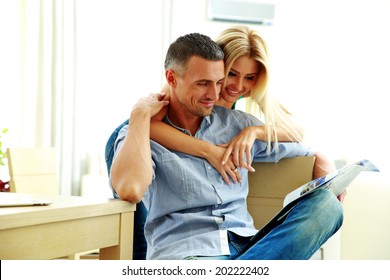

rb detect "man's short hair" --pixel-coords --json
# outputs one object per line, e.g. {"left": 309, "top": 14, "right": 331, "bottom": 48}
{"left": 164, "top": 33, "right": 224, "bottom": 76}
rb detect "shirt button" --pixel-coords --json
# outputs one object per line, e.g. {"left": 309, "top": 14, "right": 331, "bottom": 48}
{"left": 207, "top": 166, "right": 211, "bottom": 170}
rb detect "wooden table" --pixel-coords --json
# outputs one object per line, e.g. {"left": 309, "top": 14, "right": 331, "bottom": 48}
{"left": 0, "top": 193, "right": 135, "bottom": 260}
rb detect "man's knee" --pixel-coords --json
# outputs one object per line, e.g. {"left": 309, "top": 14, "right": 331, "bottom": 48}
{"left": 312, "top": 189, "right": 344, "bottom": 230}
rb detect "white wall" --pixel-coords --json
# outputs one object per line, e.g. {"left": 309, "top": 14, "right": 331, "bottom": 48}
{"left": 168, "top": 0, "right": 390, "bottom": 171}
{"left": 341, "top": 172, "right": 390, "bottom": 259}
{"left": 75, "top": 0, "right": 165, "bottom": 170}
{"left": 271, "top": 0, "right": 390, "bottom": 170}
{"left": 268, "top": 1, "right": 390, "bottom": 259}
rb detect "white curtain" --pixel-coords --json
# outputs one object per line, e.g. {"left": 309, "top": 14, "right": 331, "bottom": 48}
{"left": 0, "top": 0, "right": 77, "bottom": 195}
{"left": 52, "top": 0, "right": 77, "bottom": 195}
{"left": 1, "top": 0, "right": 166, "bottom": 195}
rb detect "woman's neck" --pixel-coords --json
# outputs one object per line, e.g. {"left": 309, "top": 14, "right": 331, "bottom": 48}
{"left": 216, "top": 98, "right": 234, "bottom": 109}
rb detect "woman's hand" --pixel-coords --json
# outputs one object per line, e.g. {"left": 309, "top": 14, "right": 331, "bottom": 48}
{"left": 221, "top": 126, "right": 258, "bottom": 171}
{"left": 151, "top": 91, "right": 170, "bottom": 121}
{"left": 204, "top": 145, "right": 243, "bottom": 184}
{"left": 133, "top": 92, "right": 169, "bottom": 118}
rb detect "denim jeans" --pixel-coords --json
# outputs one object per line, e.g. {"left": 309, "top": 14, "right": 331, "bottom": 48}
{"left": 186, "top": 189, "right": 343, "bottom": 260}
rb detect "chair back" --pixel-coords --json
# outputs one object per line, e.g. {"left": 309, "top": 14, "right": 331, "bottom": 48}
{"left": 7, "top": 147, "right": 59, "bottom": 195}
{"left": 105, "top": 119, "right": 129, "bottom": 176}
{"left": 247, "top": 156, "right": 315, "bottom": 228}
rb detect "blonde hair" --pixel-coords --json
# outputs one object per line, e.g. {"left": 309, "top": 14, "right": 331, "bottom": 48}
{"left": 215, "top": 25, "right": 303, "bottom": 151}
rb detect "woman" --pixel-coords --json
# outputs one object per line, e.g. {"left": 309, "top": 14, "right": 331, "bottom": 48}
{"left": 150, "top": 25, "right": 304, "bottom": 184}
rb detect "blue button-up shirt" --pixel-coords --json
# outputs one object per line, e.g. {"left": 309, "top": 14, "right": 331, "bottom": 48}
{"left": 114, "top": 106, "right": 313, "bottom": 259}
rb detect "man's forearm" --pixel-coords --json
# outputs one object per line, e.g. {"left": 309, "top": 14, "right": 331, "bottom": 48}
{"left": 111, "top": 108, "right": 153, "bottom": 203}
{"left": 111, "top": 93, "right": 169, "bottom": 202}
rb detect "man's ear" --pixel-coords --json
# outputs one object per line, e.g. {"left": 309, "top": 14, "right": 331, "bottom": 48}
{"left": 165, "top": 69, "right": 176, "bottom": 87}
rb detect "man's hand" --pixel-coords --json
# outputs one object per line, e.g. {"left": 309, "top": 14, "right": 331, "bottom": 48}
{"left": 313, "top": 151, "right": 346, "bottom": 202}
{"left": 337, "top": 190, "right": 346, "bottom": 203}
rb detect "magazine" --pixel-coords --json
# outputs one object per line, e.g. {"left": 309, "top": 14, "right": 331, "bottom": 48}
{"left": 283, "top": 159, "right": 380, "bottom": 206}
{"left": 244, "top": 159, "right": 380, "bottom": 251}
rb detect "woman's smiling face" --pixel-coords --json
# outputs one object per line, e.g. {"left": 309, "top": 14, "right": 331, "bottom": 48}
{"left": 218, "top": 55, "right": 260, "bottom": 107}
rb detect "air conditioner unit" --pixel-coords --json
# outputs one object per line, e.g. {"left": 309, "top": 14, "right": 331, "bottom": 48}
{"left": 207, "top": 0, "right": 275, "bottom": 25}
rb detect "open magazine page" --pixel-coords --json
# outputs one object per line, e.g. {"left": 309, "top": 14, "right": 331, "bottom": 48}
{"left": 283, "top": 159, "right": 380, "bottom": 207}
{"left": 244, "top": 159, "right": 379, "bottom": 251}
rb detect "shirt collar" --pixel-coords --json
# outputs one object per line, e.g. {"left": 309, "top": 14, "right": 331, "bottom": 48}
{"left": 163, "top": 111, "right": 213, "bottom": 137}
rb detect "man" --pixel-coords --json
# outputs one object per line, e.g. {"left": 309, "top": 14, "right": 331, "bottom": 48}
{"left": 110, "top": 33, "right": 343, "bottom": 260}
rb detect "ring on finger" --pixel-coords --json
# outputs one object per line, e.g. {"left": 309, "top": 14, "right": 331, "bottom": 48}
{"left": 232, "top": 167, "right": 239, "bottom": 173}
